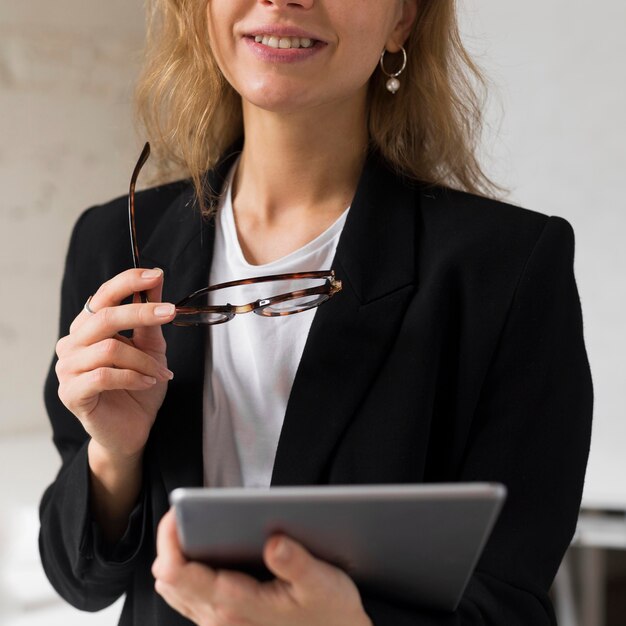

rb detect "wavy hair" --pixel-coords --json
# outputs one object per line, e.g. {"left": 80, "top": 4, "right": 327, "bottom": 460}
{"left": 135, "top": 0, "right": 500, "bottom": 214}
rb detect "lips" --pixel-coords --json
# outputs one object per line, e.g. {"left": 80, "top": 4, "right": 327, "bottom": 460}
{"left": 241, "top": 24, "right": 327, "bottom": 62}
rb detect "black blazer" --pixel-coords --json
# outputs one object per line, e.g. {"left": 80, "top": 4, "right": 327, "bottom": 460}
{"left": 40, "top": 148, "right": 593, "bottom": 625}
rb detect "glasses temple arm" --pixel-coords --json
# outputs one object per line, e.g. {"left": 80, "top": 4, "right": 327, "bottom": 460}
{"left": 128, "top": 142, "right": 151, "bottom": 303}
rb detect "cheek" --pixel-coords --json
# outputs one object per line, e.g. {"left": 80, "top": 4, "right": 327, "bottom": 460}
{"left": 334, "top": 9, "right": 392, "bottom": 78}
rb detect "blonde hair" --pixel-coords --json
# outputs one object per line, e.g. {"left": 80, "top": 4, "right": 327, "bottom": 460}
{"left": 135, "top": 0, "right": 500, "bottom": 214}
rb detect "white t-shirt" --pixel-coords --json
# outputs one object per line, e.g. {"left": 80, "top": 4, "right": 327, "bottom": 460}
{"left": 203, "top": 165, "right": 349, "bottom": 488}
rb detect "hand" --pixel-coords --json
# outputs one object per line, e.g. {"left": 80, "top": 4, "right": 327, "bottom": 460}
{"left": 55, "top": 268, "right": 176, "bottom": 461}
{"left": 152, "top": 509, "right": 373, "bottom": 626}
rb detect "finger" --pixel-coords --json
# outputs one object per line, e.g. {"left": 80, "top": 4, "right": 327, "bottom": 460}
{"left": 59, "top": 368, "right": 159, "bottom": 415}
{"left": 264, "top": 535, "right": 339, "bottom": 601}
{"left": 71, "top": 302, "right": 176, "bottom": 349}
{"left": 56, "top": 338, "right": 173, "bottom": 382}
{"left": 153, "top": 509, "right": 190, "bottom": 582}
{"left": 70, "top": 268, "right": 165, "bottom": 334}
{"left": 154, "top": 510, "right": 229, "bottom": 613}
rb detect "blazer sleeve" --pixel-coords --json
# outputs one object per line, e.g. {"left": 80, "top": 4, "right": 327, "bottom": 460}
{"left": 362, "top": 216, "right": 594, "bottom": 625}
{"left": 38, "top": 209, "right": 148, "bottom": 612}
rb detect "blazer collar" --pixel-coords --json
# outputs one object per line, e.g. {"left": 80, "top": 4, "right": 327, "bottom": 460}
{"left": 144, "top": 144, "right": 421, "bottom": 491}
{"left": 333, "top": 149, "right": 418, "bottom": 304}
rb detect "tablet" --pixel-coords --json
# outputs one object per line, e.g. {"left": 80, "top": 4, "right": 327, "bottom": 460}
{"left": 170, "top": 483, "right": 506, "bottom": 612}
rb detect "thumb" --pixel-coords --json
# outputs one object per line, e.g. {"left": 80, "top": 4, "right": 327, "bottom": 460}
{"left": 132, "top": 269, "right": 169, "bottom": 357}
{"left": 264, "top": 536, "right": 334, "bottom": 599}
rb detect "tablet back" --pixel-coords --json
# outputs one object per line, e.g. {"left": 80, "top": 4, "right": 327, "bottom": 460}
{"left": 171, "top": 483, "right": 506, "bottom": 612}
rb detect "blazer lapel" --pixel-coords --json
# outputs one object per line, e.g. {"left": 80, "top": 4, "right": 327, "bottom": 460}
{"left": 141, "top": 149, "right": 242, "bottom": 495}
{"left": 271, "top": 151, "right": 420, "bottom": 485}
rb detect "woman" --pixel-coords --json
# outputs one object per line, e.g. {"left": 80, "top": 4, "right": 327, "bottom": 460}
{"left": 39, "top": 0, "right": 593, "bottom": 624}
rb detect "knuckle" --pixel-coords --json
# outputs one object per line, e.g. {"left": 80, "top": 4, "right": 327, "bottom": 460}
{"left": 214, "top": 576, "right": 245, "bottom": 605}
{"left": 57, "top": 383, "right": 67, "bottom": 405}
{"left": 138, "top": 305, "right": 153, "bottom": 326}
{"left": 54, "top": 358, "right": 65, "bottom": 379}
{"left": 154, "top": 337, "right": 167, "bottom": 353}
{"left": 157, "top": 563, "right": 179, "bottom": 586}
{"left": 57, "top": 383, "right": 75, "bottom": 412}
{"left": 123, "top": 369, "right": 138, "bottom": 386}
{"left": 55, "top": 336, "right": 68, "bottom": 358}
{"left": 213, "top": 605, "right": 247, "bottom": 626}
{"left": 100, "top": 337, "right": 119, "bottom": 358}
{"left": 98, "top": 306, "right": 114, "bottom": 329}
{"left": 91, "top": 367, "right": 108, "bottom": 386}
{"left": 98, "top": 278, "right": 114, "bottom": 300}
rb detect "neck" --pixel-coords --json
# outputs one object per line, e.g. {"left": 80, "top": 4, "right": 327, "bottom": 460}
{"left": 233, "top": 96, "right": 369, "bottom": 223}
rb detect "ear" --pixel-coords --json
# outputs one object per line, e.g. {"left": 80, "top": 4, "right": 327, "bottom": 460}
{"left": 386, "top": 0, "right": 419, "bottom": 52}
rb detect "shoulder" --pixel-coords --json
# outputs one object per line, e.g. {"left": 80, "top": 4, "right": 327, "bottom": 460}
{"left": 73, "top": 178, "right": 193, "bottom": 243}
{"left": 418, "top": 184, "right": 575, "bottom": 265}
{"left": 69, "top": 179, "right": 193, "bottom": 255}
{"left": 65, "top": 178, "right": 194, "bottom": 286}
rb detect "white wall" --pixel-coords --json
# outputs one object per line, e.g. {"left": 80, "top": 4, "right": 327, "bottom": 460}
{"left": 0, "top": 0, "right": 145, "bottom": 436}
{"left": 459, "top": 1, "right": 626, "bottom": 508}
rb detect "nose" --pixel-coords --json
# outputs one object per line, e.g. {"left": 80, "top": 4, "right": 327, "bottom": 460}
{"left": 259, "top": 0, "right": 314, "bottom": 9}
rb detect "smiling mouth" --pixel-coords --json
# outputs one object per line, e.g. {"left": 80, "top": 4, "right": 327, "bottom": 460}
{"left": 247, "top": 35, "right": 319, "bottom": 50}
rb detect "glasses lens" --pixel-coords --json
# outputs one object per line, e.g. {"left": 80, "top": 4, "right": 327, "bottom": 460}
{"left": 172, "top": 290, "right": 233, "bottom": 326}
{"left": 173, "top": 309, "right": 231, "bottom": 326}
{"left": 173, "top": 275, "right": 331, "bottom": 325}
{"left": 256, "top": 292, "right": 329, "bottom": 316}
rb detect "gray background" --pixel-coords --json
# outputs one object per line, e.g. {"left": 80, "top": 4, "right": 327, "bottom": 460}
{"left": 0, "top": 1, "right": 624, "bottom": 623}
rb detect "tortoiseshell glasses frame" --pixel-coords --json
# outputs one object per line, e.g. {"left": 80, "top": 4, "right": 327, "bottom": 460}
{"left": 128, "top": 143, "right": 343, "bottom": 327}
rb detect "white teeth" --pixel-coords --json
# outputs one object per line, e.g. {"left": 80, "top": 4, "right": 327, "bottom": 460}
{"left": 253, "top": 35, "right": 315, "bottom": 49}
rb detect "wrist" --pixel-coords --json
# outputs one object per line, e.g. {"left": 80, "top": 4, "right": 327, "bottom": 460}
{"left": 88, "top": 439, "right": 144, "bottom": 545}
{"left": 88, "top": 438, "right": 144, "bottom": 474}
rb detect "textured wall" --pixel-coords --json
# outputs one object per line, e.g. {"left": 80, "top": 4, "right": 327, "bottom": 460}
{"left": 0, "top": 1, "right": 145, "bottom": 435}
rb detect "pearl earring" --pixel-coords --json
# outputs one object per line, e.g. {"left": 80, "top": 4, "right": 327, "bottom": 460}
{"left": 379, "top": 46, "right": 408, "bottom": 95}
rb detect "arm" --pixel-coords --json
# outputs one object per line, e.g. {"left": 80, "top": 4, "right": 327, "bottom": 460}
{"left": 38, "top": 209, "right": 173, "bottom": 610}
{"left": 363, "top": 216, "right": 593, "bottom": 624}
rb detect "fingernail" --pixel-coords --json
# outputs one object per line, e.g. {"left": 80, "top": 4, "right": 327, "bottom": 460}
{"left": 160, "top": 367, "right": 174, "bottom": 381}
{"left": 275, "top": 539, "right": 290, "bottom": 562}
{"left": 142, "top": 268, "right": 163, "bottom": 279}
{"left": 142, "top": 376, "right": 157, "bottom": 385}
{"left": 154, "top": 304, "right": 175, "bottom": 317}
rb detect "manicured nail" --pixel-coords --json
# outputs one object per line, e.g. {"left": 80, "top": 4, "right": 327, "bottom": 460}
{"left": 154, "top": 304, "right": 175, "bottom": 317}
{"left": 142, "top": 268, "right": 163, "bottom": 279}
{"left": 142, "top": 376, "right": 157, "bottom": 385}
{"left": 160, "top": 367, "right": 174, "bottom": 380}
{"left": 275, "top": 539, "right": 290, "bottom": 561}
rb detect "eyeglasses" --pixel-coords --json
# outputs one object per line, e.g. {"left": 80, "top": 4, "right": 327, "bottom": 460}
{"left": 128, "top": 143, "right": 343, "bottom": 326}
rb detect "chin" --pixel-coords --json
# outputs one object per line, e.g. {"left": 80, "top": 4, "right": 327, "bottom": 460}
{"left": 237, "top": 76, "right": 317, "bottom": 114}
{"left": 242, "top": 92, "right": 312, "bottom": 114}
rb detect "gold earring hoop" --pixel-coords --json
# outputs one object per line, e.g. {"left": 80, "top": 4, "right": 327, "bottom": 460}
{"left": 379, "top": 46, "right": 407, "bottom": 94}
